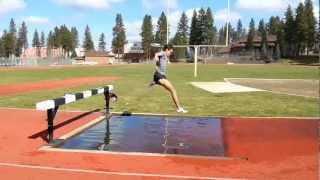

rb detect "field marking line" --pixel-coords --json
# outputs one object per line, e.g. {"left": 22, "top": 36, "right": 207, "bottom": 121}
{"left": 0, "top": 108, "right": 318, "bottom": 119}
{"left": 0, "top": 162, "right": 248, "bottom": 180}
{"left": 224, "top": 78, "right": 319, "bottom": 99}
{"left": 224, "top": 78, "right": 319, "bottom": 81}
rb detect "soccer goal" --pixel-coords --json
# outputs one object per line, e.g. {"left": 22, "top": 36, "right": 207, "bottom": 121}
{"left": 159, "top": 0, "right": 231, "bottom": 77}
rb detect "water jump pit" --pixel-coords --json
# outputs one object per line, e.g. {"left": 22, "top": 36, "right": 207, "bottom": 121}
{"left": 44, "top": 114, "right": 240, "bottom": 159}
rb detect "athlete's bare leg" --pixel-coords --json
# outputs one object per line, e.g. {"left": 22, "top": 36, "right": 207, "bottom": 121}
{"left": 158, "top": 79, "right": 183, "bottom": 110}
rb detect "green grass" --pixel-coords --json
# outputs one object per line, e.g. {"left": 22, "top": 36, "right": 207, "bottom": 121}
{"left": 0, "top": 64, "right": 318, "bottom": 117}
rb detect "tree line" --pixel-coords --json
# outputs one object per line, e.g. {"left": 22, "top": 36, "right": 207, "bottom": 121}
{"left": 140, "top": 0, "right": 317, "bottom": 59}
{"left": 0, "top": 20, "right": 108, "bottom": 58}
{"left": 0, "top": 0, "right": 317, "bottom": 59}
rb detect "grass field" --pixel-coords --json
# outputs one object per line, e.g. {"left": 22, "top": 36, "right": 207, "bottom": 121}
{"left": 0, "top": 64, "right": 319, "bottom": 117}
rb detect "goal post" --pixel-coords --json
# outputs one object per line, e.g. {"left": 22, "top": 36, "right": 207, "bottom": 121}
{"left": 173, "top": 45, "right": 229, "bottom": 77}
{"left": 149, "top": 0, "right": 231, "bottom": 78}
{"left": 166, "top": 0, "right": 230, "bottom": 77}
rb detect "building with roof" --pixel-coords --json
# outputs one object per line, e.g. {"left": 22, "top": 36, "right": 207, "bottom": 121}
{"left": 231, "top": 35, "right": 279, "bottom": 61}
{"left": 84, "top": 51, "right": 115, "bottom": 64}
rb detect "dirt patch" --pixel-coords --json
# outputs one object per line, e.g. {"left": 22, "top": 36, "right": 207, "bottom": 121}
{"left": 0, "top": 76, "right": 120, "bottom": 96}
{"left": 226, "top": 78, "right": 319, "bottom": 98}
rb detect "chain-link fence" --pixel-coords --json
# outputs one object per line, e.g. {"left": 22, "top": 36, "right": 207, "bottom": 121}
{"left": 0, "top": 57, "right": 73, "bottom": 67}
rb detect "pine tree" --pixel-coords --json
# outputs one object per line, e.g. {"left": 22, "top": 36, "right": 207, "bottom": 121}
{"left": 46, "top": 31, "right": 54, "bottom": 57}
{"left": 205, "top": 7, "right": 215, "bottom": 44}
{"left": 0, "top": 36, "right": 4, "bottom": 57}
{"left": 176, "top": 12, "right": 189, "bottom": 44}
{"left": 295, "top": 2, "right": 307, "bottom": 55}
{"left": 59, "top": 25, "right": 73, "bottom": 56}
{"left": 275, "top": 43, "right": 281, "bottom": 60}
{"left": 268, "top": 16, "right": 283, "bottom": 59}
{"left": 268, "top": 16, "right": 280, "bottom": 35}
{"left": 218, "top": 26, "right": 226, "bottom": 45}
{"left": 53, "top": 26, "right": 61, "bottom": 48}
{"left": 189, "top": 10, "right": 199, "bottom": 45}
{"left": 197, "top": 8, "right": 207, "bottom": 44}
{"left": 32, "top": 30, "right": 40, "bottom": 47}
{"left": 98, "top": 33, "right": 106, "bottom": 52}
{"left": 112, "top": 14, "right": 127, "bottom": 55}
{"left": 71, "top": 27, "right": 79, "bottom": 49}
{"left": 303, "top": 0, "right": 316, "bottom": 55}
{"left": 47, "top": 31, "right": 54, "bottom": 48}
{"left": 40, "top": 31, "right": 45, "bottom": 47}
{"left": 2, "top": 30, "right": 11, "bottom": 57}
{"left": 83, "top": 25, "right": 95, "bottom": 51}
{"left": 154, "top": 12, "right": 168, "bottom": 46}
{"left": 16, "top": 21, "right": 28, "bottom": 57}
{"left": 241, "top": 28, "right": 247, "bottom": 40}
{"left": 228, "top": 23, "right": 236, "bottom": 43}
{"left": 32, "top": 29, "right": 41, "bottom": 57}
{"left": 284, "top": 5, "right": 296, "bottom": 57}
{"left": 141, "top": 15, "right": 153, "bottom": 60}
{"left": 318, "top": 7, "right": 320, "bottom": 54}
{"left": 258, "top": 19, "right": 268, "bottom": 60}
{"left": 5, "top": 18, "right": 17, "bottom": 57}
{"left": 236, "top": 19, "right": 243, "bottom": 41}
{"left": 247, "top": 18, "right": 256, "bottom": 50}
{"left": 258, "top": 19, "right": 265, "bottom": 36}
{"left": 21, "top": 22, "right": 28, "bottom": 48}
{"left": 173, "top": 12, "right": 189, "bottom": 60}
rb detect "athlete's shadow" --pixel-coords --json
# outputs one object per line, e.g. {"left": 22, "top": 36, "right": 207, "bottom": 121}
{"left": 28, "top": 109, "right": 101, "bottom": 143}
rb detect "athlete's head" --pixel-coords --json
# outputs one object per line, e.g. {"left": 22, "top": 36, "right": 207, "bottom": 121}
{"left": 163, "top": 44, "right": 174, "bottom": 56}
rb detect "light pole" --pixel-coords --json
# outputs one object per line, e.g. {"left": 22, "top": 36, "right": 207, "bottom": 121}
{"left": 225, "top": 0, "right": 230, "bottom": 47}
{"left": 166, "top": 0, "right": 169, "bottom": 44}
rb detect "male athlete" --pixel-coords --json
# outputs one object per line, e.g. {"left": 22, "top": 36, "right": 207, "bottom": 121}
{"left": 150, "top": 44, "right": 188, "bottom": 113}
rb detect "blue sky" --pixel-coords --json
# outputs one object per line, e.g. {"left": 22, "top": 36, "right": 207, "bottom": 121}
{"left": 0, "top": 0, "right": 318, "bottom": 49}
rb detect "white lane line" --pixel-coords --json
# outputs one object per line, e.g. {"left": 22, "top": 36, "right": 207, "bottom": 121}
{"left": 0, "top": 162, "right": 248, "bottom": 180}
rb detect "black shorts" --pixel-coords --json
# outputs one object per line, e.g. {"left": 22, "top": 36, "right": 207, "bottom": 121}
{"left": 153, "top": 71, "right": 167, "bottom": 84}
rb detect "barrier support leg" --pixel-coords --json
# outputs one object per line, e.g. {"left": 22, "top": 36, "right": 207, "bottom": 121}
{"left": 104, "top": 88, "right": 110, "bottom": 116}
{"left": 47, "top": 106, "right": 59, "bottom": 143}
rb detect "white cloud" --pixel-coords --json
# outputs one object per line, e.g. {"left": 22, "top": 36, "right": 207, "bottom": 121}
{"left": 236, "top": 0, "right": 286, "bottom": 12}
{"left": 0, "top": 0, "right": 26, "bottom": 16}
{"left": 125, "top": 20, "right": 143, "bottom": 41}
{"left": 24, "top": 16, "right": 50, "bottom": 25}
{"left": 168, "top": 10, "right": 181, "bottom": 30}
{"left": 52, "top": 0, "right": 124, "bottom": 10}
{"left": 168, "top": 8, "right": 241, "bottom": 34}
{"left": 297, "top": 0, "right": 318, "bottom": 20}
{"left": 314, "top": 5, "right": 319, "bottom": 20}
{"left": 236, "top": 0, "right": 319, "bottom": 15}
{"left": 167, "top": 8, "right": 198, "bottom": 38}
{"left": 286, "top": 0, "right": 319, "bottom": 20}
{"left": 185, "top": 8, "right": 199, "bottom": 18}
{"left": 126, "top": 0, "right": 318, "bottom": 42}
{"left": 215, "top": 8, "right": 242, "bottom": 23}
{"left": 142, "top": 0, "right": 179, "bottom": 11}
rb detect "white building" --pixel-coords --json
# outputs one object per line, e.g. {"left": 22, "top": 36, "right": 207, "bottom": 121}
{"left": 75, "top": 47, "right": 86, "bottom": 57}
{"left": 124, "top": 42, "right": 144, "bottom": 54}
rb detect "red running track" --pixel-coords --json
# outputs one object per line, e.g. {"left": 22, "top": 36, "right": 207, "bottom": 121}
{"left": 0, "top": 76, "right": 120, "bottom": 96}
{"left": 0, "top": 108, "right": 318, "bottom": 180}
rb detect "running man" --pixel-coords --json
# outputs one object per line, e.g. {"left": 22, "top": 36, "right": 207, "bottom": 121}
{"left": 150, "top": 44, "right": 188, "bottom": 113}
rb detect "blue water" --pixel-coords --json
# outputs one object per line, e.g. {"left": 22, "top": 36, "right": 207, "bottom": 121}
{"left": 60, "top": 115, "right": 225, "bottom": 157}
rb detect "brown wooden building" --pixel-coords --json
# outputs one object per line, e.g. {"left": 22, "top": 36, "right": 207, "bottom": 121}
{"left": 231, "top": 35, "right": 277, "bottom": 51}
{"left": 84, "top": 51, "right": 115, "bottom": 64}
{"left": 230, "top": 35, "right": 279, "bottom": 61}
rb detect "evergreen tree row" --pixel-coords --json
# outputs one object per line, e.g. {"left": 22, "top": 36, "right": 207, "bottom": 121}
{"left": 0, "top": 0, "right": 317, "bottom": 59}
